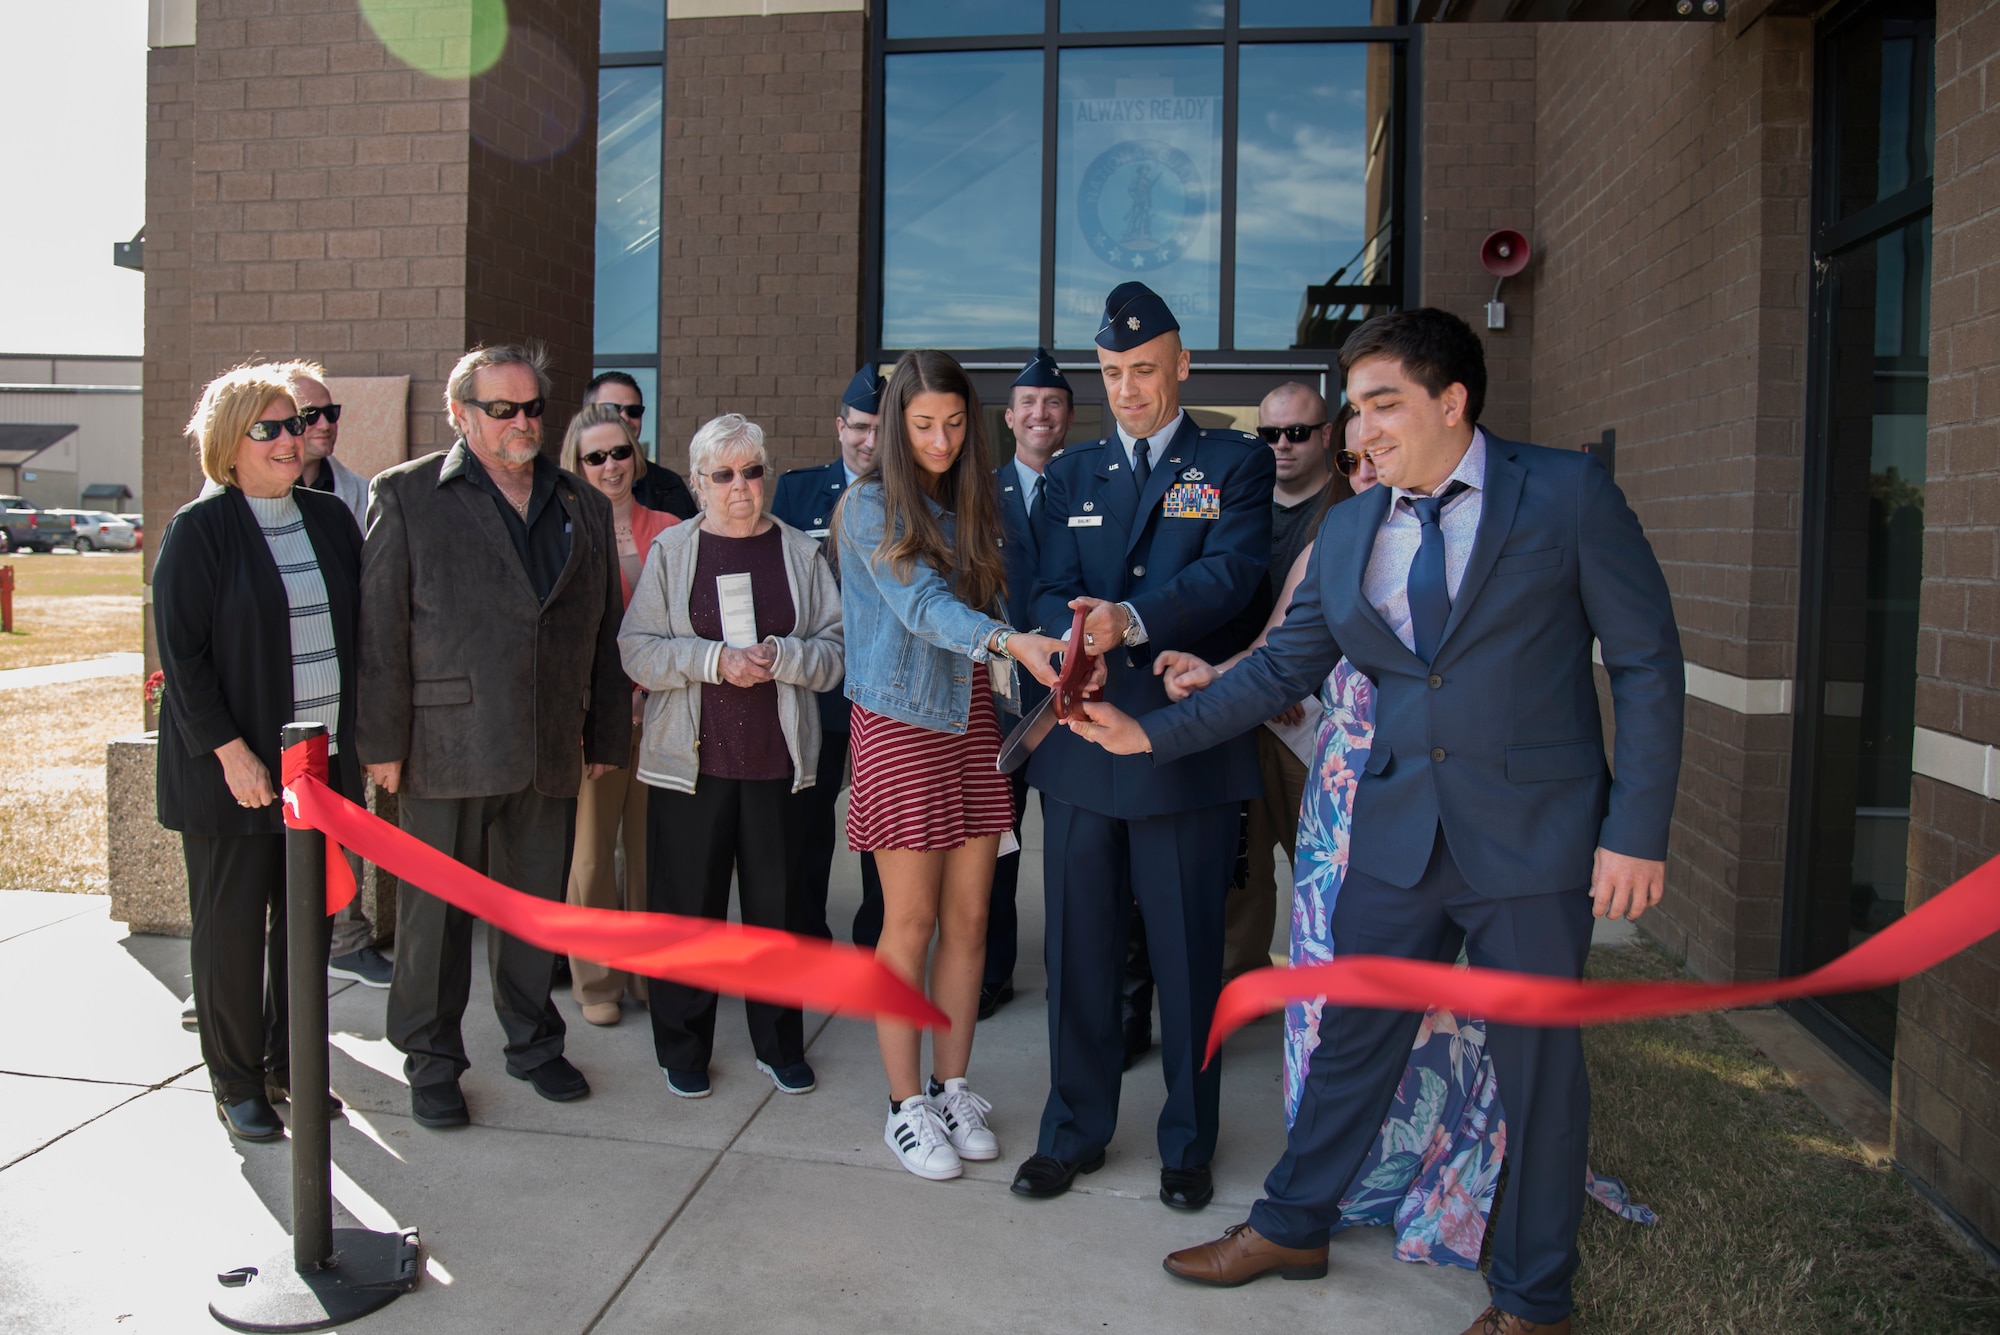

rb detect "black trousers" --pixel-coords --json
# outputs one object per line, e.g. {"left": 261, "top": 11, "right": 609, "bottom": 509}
{"left": 1247, "top": 835, "right": 1595, "bottom": 1324}
{"left": 796, "top": 728, "right": 880, "bottom": 942}
{"left": 184, "top": 832, "right": 305, "bottom": 1101}
{"left": 646, "top": 776, "right": 806, "bottom": 1072}
{"left": 387, "top": 786, "right": 573, "bottom": 1089}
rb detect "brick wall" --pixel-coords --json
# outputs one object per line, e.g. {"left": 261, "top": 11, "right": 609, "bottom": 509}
{"left": 654, "top": 11, "right": 866, "bottom": 478}
{"left": 143, "top": 45, "right": 198, "bottom": 591}
{"left": 1527, "top": 16, "right": 1812, "bottom": 981}
{"left": 1896, "top": 0, "right": 2000, "bottom": 1247}
{"left": 1416, "top": 25, "right": 1536, "bottom": 442}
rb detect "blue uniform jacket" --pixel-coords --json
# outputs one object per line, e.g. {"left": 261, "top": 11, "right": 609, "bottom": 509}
{"left": 1144, "top": 436, "right": 1685, "bottom": 899}
{"left": 1027, "top": 415, "right": 1274, "bottom": 819}
{"left": 772, "top": 458, "right": 853, "bottom": 734}
{"left": 995, "top": 463, "right": 1049, "bottom": 715}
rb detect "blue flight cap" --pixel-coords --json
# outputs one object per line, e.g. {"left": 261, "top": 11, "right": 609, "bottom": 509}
{"left": 841, "top": 365, "right": 885, "bottom": 415}
{"left": 1011, "top": 347, "right": 1073, "bottom": 396}
{"left": 1095, "top": 282, "right": 1180, "bottom": 352}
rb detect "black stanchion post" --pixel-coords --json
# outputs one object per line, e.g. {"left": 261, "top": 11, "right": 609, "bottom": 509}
{"left": 210, "top": 722, "right": 419, "bottom": 1332}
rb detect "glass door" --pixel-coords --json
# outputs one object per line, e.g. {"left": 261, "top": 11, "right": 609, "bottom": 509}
{"left": 1785, "top": 0, "right": 1935, "bottom": 1089}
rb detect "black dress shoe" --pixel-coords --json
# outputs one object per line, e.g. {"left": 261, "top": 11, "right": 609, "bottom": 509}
{"left": 1010, "top": 1150, "right": 1107, "bottom": 1199}
{"left": 509, "top": 1055, "right": 590, "bottom": 1102}
{"left": 266, "top": 1080, "right": 345, "bottom": 1118}
{"left": 1161, "top": 1163, "right": 1215, "bottom": 1211}
{"left": 216, "top": 1095, "right": 285, "bottom": 1142}
{"left": 411, "top": 1080, "right": 470, "bottom": 1128}
{"left": 977, "top": 979, "right": 1015, "bottom": 1021}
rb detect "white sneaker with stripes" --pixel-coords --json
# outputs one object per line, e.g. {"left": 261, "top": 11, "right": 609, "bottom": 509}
{"left": 884, "top": 1095, "right": 962, "bottom": 1181}
{"left": 931, "top": 1077, "right": 998, "bottom": 1161}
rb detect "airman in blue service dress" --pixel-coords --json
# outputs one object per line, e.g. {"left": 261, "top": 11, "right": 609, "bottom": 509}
{"left": 1012, "top": 284, "right": 1274, "bottom": 1210}
{"left": 770, "top": 366, "right": 885, "bottom": 942}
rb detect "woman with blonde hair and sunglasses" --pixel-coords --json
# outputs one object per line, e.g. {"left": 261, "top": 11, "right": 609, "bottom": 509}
{"left": 557, "top": 404, "right": 681, "bottom": 1024}
{"left": 153, "top": 363, "right": 365, "bottom": 1142}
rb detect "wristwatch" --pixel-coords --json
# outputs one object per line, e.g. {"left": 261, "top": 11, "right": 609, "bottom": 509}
{"left": 1116, "top": 601, "right": 1146, "bottom": 648}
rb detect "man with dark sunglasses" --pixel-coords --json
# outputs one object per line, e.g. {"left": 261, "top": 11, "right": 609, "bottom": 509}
{"left": 585, "top": 371, "right": 697, "bottom": 520}
{"left": 357, "top": 343, "right": 631, "bottom": 1130}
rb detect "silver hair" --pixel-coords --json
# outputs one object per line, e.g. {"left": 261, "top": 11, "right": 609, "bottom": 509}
{"left": 444, "top": 343, "right": 551, "bottom": 411}
{"left": 686, "top": 413, "right": 770, "bottom": 483}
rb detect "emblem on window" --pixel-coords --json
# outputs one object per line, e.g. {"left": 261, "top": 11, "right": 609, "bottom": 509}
{"left": 1078, "top": 139, "right": 1207, "bottom": 273}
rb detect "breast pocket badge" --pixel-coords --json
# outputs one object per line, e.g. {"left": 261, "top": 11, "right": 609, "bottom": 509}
{"left": 1162, "top": 482, "right": 1222, "bottom": 520}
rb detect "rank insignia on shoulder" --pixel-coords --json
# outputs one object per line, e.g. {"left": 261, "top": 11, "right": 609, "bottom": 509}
{"left": 1162, "top": 482, "right": 1222, "bottom": 520}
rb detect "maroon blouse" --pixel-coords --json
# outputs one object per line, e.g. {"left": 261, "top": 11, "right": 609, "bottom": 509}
{"left": 687, "top": 526, "right": 796, "bottom": 781}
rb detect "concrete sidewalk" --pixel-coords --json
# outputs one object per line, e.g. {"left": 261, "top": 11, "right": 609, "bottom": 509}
{"left": 0, "top": 804, "right": 1491, "bottom": 1334}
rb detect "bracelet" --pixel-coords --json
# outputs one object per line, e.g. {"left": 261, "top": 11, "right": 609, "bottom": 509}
{"left": 992, "top": 629, "right": 1014, "bottom": 660}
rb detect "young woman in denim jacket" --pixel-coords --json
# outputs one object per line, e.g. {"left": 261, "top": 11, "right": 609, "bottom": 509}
{"left": 835, "top": 350, "right": 1067, "bottom": 1181}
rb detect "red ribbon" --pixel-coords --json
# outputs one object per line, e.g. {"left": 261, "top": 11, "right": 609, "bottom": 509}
{"left": 1206, "top": 850, "right": 2000, "bottom": 1065}
{"left": 278, "top": 736, "right": 946, "bottom": 1030}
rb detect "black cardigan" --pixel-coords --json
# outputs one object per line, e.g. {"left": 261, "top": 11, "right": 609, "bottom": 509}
{"left": 154, "top": 486, "right": 364, "bottom": 836}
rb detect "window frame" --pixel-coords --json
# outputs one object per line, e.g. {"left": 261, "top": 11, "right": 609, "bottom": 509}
{"left": 594, "top": 4, "right": 668, "bottom": 398}
{"left": 862, "top": 0, "right": 1418, "bottom": 374}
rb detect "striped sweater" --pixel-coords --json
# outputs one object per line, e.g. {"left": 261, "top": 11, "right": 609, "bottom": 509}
{"left": 244, "top": 492, "right": 342, "bottom": 753}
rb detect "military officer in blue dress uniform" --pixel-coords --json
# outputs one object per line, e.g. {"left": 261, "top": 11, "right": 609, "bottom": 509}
{"left": 984, "top": 347, "right": 1073, "bottom": 1019}
{"left": 771, "top": 366, "right": 885, "bottom": 942}
{"left": 1011, "top": 283, "right": 1274, "bottom": 1211}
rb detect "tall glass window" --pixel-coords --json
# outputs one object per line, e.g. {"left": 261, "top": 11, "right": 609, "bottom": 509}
{"left": 594, "top": 67, "right": 663, "bottom": 358}
{"left": 1056, "top": 46, "right": 1224, "bottom": 347}
{"left": 872, "top": 3, "right": 1408, "bottom": 361}
{"left": 1787, "top": 0, "right": 1935, "bottom": 1089}
{"left": 882, "top": 52, "right": 1044, "bottom": 348}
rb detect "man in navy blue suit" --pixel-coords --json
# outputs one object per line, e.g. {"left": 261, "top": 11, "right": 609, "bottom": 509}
{"left": 1069, "top": 309, "right": 1684, "bottom": 1335}
{"left": 770, "top": 366, "right": 884, "bottom": 942}
{"left": 1009, "top": 283, "right": 1274, "bottom": 1213}
{"left": 983, "top": 347, "right": 1073, "bottom": 1019}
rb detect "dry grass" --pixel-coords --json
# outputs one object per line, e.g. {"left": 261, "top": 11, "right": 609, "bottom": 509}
{"left": 0, "top": 677, "right": 141, "bottom": 892}
{"left": 1574, "top": 941, "right": 2000, "bottom": 1332}
{"left": 0, "top": 552, "right": 144, "bottom": 670}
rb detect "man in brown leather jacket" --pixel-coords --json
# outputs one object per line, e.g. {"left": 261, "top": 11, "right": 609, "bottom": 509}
{"left": 357, "top": 343, "right": 631, "bottom": 1129}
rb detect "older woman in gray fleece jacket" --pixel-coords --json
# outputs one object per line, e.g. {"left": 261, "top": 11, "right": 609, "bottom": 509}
{"left": 618, "top": 413, "right": 845, "bottom": 1102}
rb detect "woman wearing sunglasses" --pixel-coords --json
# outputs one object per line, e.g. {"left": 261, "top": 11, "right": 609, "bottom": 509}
{"left": 618, "top": 414, "right": 845, "bottom": 1100}
{"left": 833, "top": 350, "right": 1067, "bottom": 1182}
{"left": 556, "top": 404, "right": 681, "bottom": 1025}
{"left": 153, "top": 364, "right": 365, "bottom": 1142}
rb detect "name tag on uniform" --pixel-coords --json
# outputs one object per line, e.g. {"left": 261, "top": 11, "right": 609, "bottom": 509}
{"left": 1068, "top": 515, "right": 1104, "bottom": 527}
{"left": 806, "top": 528, "right": 831, "bottom": 539}
{"left": 1162, "top": 482, "right": 1222, "bottom": 520}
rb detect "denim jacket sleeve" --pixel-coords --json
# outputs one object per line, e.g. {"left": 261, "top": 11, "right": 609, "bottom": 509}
{"left": 837, "top": 482, "right": 1006, "bottom": 661}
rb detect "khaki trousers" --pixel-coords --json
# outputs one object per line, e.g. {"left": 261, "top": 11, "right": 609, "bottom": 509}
{"left": 1222, "top": 726, "right": 1308, "bottom": 980}
{"left": 566, "top": 730, "right": 650, "bottom": 1006}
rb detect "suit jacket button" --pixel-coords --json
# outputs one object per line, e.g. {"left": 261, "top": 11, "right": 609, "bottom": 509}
{"left": 1428, "top": 674, "right": 1442, "bottom": 689}
{"left": 1132, "top": 565, "right": 1145, "bottom": 577}
{"left": 1430, "top": 747, "right": 1446, "bottom": 762}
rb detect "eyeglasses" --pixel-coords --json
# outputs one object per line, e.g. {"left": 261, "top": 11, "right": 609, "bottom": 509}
{"left": 1255, "top": 423, "right": 1326, "bottom": 444}
{"left": 246, "top": 417, "right": 307, "bottom": 442}
{"left": 611, "top": 403, "right": 645, "bottom": 421}
{"left": 460, "top": 396, "right": 546, "bottom": 420}
{"left": 298, "top": 404, "right": 343, "bottom": 426}
{"left": 1334, "top": 449, "right": 1363, "bottom": 476}
{"left": 705, "top": 464, "right": 768, "bottom": 486}
{"left": 580, "top": 444, "right": 635, "bottom": 467}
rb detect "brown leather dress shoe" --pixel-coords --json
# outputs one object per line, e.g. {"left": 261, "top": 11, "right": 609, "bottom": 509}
{"left": 1161, "top": 1223, "right": 1329, "bottom": 1287}
{"left": 1458, "top": 1306, "right": 1571, "bottom": 1335}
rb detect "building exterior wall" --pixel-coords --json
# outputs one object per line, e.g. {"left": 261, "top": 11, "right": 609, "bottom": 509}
{"left": 0, "top": 387, "right": 143, "bottom": 508}
{"left": 144, "top": 43, "right": 198, "bottom": 581}
{"left": 654, "top": 11, "right": 866, "bottom": 477}
{"left": 1524, "top": 16, "right": 1812, "bottom": 982}
{"left": 1896, "top": 0, "right": 2000, "bottom": 1249}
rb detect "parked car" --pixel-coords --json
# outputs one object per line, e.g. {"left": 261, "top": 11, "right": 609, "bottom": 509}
{"left": 118, "top": 512, "right": 144, "bottom": 550}
{"left": 52, "top": 510, "right": 138, "bottom": 553}
{"left": 0, "top": 497, "right": 78, "bottom": 554}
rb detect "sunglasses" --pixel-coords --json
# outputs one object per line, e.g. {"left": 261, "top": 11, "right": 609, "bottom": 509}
{"left": 612, "top": 403, "right": 645, "bottom": 420}
{"left": 461, "top": 396, "right": 547, "bottom": 420}
{"left": 580, "top": 443, "right": 635, "bottom": 467}
{"left": 1256, "top": 423, "right": 1326, "bottom": 444}
{"left": 298, "top": 404, "right": 343, "bottom": 426}
{"left": 246, "top": 416, "right": 307, "bottom": 442}
{"left": 705, "top": 464, "right": 767, "bottom": 486}
{"left": 1334, "top": 449, "right": 1364, "bottom": 476}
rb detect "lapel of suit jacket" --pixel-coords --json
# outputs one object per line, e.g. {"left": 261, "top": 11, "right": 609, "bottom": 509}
{"left": 439, "top": 442, "right": 539, "bottom": 606}
{"left": 542, "top": 479, "right": 587, "bottom": 610}
{"left": 1125, "top": 414, "right": 1198, "bottom": 558}
{"left": 813, "top": 467, "right": 846, "bottom": 531}
{"left": 1438, "top": 434, "right": 1525, "bottom": 654}
{"left": 1094, "top": 443, "right": 1138, "bottom": 545}
{"left": 997, "top": 469, "right": 1037, "bottom": 565}
{"left": 1343, "top": 482, "right": 1417, "bottom": 660}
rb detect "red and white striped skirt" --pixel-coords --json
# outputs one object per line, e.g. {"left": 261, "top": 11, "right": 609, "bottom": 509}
{"left": 846, "top": 686, "right": 1014, "bottom": 853}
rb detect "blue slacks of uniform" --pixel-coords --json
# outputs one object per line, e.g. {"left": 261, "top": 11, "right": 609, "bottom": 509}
{"left": 1248, "top": 834, "right": 1594, "bottom": 1324}
{"left": 1037, "top": 797, "right": 1237, "bottom": 1170}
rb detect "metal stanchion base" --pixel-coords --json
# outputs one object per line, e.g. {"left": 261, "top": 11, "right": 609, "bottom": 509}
{"left": 209, "top": 1228, "right": 420, "bottom": 1332}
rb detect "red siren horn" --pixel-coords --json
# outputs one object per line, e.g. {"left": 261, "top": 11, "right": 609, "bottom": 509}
{"left": 1479, "top": 230, "right": 1531, "bottom": 330}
